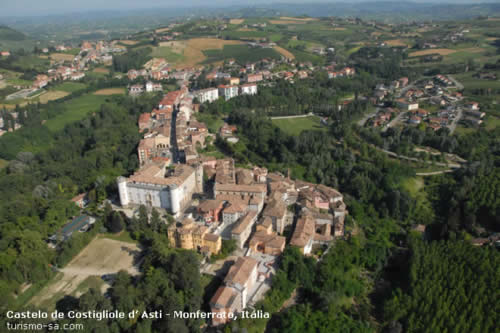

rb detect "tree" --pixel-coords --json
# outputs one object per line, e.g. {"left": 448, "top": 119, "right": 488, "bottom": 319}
{"left": 107, "top": 212, "right": 124, "bottom": 233}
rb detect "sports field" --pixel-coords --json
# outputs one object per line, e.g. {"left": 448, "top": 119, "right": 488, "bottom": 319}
{"left": 272, "top": 115, "right": 326, "bottom": 136}
{"left": 30, "top": 237, "right": 140, "bottom": 310}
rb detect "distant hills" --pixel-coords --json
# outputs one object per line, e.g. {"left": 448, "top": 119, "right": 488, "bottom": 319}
{"left": 0, "top": 25, "right": 26, "bottom": 41}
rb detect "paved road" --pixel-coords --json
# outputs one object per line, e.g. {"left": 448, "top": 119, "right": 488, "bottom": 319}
{"left": 447, "top": 107, "right": 463, "bottom": 135}
{"left": 270, "top": 112, "right": 315, "bottom": 120}
{"left": 375, "top": 146, "right": 462, "bottom": 169}
{"left": 447, "top": 75, "right": 464, "bottom": 90}
{"left": 382, "top": 111, "right": 408, "bottom": 132}
{"left": 357, "top": 108, "right": 379, "bottom": 127}
{"left": 416, "top": 170, "right": 454, "bottom": 176}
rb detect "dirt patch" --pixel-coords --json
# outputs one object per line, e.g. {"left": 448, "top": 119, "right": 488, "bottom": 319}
{"left": 461, "top": 47, "right": 486, "bottom": 53}
{"left": 155, "top": 27, "right": 170, "bottom": 33}
{"left": 94, "top": 88, "right": 125, "bottom": 95}
{"left": 230, "top": 19, "right": 245, "bottom": 24}
{"left": 273, "top": 46, "right": 295, "bottom": 59}
{"left": 385, "top": 39, "right": 408, "bottom": 47}
{"left": 119, "top": 40, "right": 139, "bottom": 45}
{"left": 37, "top": 91, "right": 70, "bottom": 103}
{"left": 30, "top": 237, "right": 140, "bottom": 308}
{"left": 409, "top": 49, "right": 457, "bottom": 57}
{"left": 486, "top": 37, "right": 498, "bottom": 41}
{"left": 181, "top": 38, "right": 244, "bottom": 68}
{"left": 237, "top": 28, "right": 256, "bottom": 32}
{"left": 0, "top": 104, "right": 19, "bottom": 109}
{"left": 269, "top": 20, "right": 308, "bottom": 25}
{"left": 50, "top": 53, "right": 76, "bottom": 62}
{"left": 93, "top": 67, "right": 109, "bottom": 74}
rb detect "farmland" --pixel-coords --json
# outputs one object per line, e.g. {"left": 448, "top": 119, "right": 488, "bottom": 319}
{"left": 50, "top": 81, "right": 87, "bottom": 93}
{"left": 94, "top": 88, "right": 126, "bottom": 95}
{"left": 49, "top": 53, "right": 75, "bottom": 62}
{"left": 203, "top": 44, "right": 282, "bottom": 64}
{"left": 36, "top": 90, "right": 70, "bottom": 103}
{"left": 43, "top": 94, "right": 108, "bottom": 132}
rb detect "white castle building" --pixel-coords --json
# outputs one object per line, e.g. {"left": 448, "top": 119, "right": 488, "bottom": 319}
{"left": 117, "top": 161, "right": 203, "bottom": 215}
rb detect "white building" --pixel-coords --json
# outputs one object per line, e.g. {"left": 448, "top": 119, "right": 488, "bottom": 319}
{"left": 240, "top": 83, "right": 258, "bottom": 96}
{"left": 218, "top": 85, "right": 239, "bottom": 101}
{"left": 195, "top": 87, "right": 219, "bottom": 103}
{"left": 145, "top": 81, "right": 163, "bottom": 92}
{"left": 117, "top": 161, "right": 203, "bottom": 215}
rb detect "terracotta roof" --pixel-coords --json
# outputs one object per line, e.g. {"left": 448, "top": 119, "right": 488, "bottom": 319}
{"left": 128, "top": 162, "right": 194, "bottom": 187}
{"left": 216, "top": 183, "right": 266, "bottom": 194}
{"left": 224, "top": 257, "right": 258, "bottom": 286}
{"left": 232, "top": 211, "right": 257, "bottom": 235}
{"left": 203, "top": 232, "right": 221, "bottom": 242}
{"left": 211, "top": 286, "right": 239, "bottom": 308}
{"left": 290, "top": 216, "right": 315, "bottom": 248}
{"left": 198, "top": 199, "right": 224, "bottom": 212}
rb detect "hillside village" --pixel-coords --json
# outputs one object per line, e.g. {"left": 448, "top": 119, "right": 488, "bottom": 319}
{"left": 114, "top": 82, "right": 347, "bottom": 325}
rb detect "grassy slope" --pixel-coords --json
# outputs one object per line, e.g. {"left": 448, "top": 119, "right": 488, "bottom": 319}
{"left": 44, "top": 94, "right": 108, "bottom": 132}
{"left": 272, "top": 116, "right": 326, "bottom": 136}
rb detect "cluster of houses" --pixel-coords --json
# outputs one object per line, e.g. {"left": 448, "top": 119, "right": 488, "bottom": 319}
{"left": 0, "top": 51, "right": 10, "bottom": 57}
{"left": 116, "top": 79, "right": 347, "bottom": 327}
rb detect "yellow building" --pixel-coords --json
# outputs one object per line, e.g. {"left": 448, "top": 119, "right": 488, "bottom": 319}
{"left": 168, "top": 218, "right": 221, "bottom": 255}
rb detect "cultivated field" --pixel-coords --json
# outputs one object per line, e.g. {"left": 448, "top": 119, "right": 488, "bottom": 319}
{"left": 409, "top": 49, "right": 457, "bottom": 57}
{"left": 30, "top": 237, "right": 141, "bottom": 310}
{"left": 158, "top": 38, "right": 245, "bottom": 68}
{"left": 155, "top": 27, "right": 171, "bottom": 33}
{"left": 230, "top": 19, "right": 245, "bottom": 24}
{"left": 50, "top": 53, "right": 76, "bottom": 62}
{"left": 269, "top": 19, "right": 308, "bottom": 25}
{"left": 385, "top": 39, "right": 409, "bottom": 47}
{"left": 93, "top": 67, "right": 110, "bottom": 74}
{"left": 94, "top": 88, "right": 125, "bottom": 95}
{"left": 279, "top": 17, "right": 319, "bottom": 21}
{"left": 36, "top": 91, "right": 70, "bottom": 103}
{"left": 273, "top": 46, "right": 295, "bottom": 59}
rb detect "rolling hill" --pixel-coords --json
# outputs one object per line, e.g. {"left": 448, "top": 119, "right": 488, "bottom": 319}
{"left": 0, "top": 25, "right": 26, "bottom": 41}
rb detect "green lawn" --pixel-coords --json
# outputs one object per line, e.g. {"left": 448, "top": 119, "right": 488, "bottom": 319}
{"left": 453, "top": 72, "right": 500, "bottom": 90}
{"left": 50, "top": 82, "right": 87, "bottom": 93}
{"left": 44, "top": 94, "right": 108, "bottom": 132}
{"left": 272, "top": 115, "right": 326, "bottom": 136}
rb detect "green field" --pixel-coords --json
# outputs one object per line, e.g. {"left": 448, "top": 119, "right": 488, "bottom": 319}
{"left": 203, "top": 44, "right": 281, "bottom": 64}
{"left": 151, "top": 46, "right": 185, "bottom": 63}
{"left": 453, "top": 71, "right": 500, "bottom": 90}
{"left": 12, "top": 55, "right": 50, "bottom": 72}
{"left": 50, "top": 82, "right": 87, "bottom": 93}
{"left": 44, "top": 94, "right": 108, "bottom": 132}
{"left": 272, "top": 115, "right": 326, "bottom": 136}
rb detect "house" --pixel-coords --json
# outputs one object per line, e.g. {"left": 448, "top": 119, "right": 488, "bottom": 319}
{"left": 240, "top": 83, "right": 258, "bottom": 95}
{"left": 297, "top": 70, "right": 308, "bottom": 79}
{"left": 195, "top": 87, "right": 219, "bottom": 104}
{"left": 0, "top": 51, "right": 11, "bottom": 57}
{"left": 290, "top": 216, "right": 315, "bottom": 255}
{"left": 246, "top": 73, "right": 263, "bottom": 83}
{"left": 145, "top": 81, "right": 162, "bottom": 92}
{"left": 397, "top": 99, "right": 419, "bottom": 111}
{"left": 261, "top": 199, "right": 287, "bottom": 234}
{"left": 218, "top": 85, "right": 239, "bottom": 101}
{"left": 198, "top": 199, "right": 225, "bottom": 223}
{"left": 416, "top": 109, "right": 429, "bottom": 118}
{"left": 71, "top": 193, "right": 89, "bottom": 208}
{"left": 227, "top": 77, "right": 240, "bottom": 85}
{"left": 71, "top": 72, "right": 85, "bottom": 81}
{"left": 465, "top": 110, "right": 485, "bottom": 119}
{"left": 466, "top": 102, "right": 479, "bottom": 111}
{"left": 222, "top": 201, "right": 248, "bottom": 225}
{"left": 220, "top": 123, "right": 237, "bottom": 138}
{"left": 248, "top": 218, "right": 286, "bottom": 255}
{"left": 129, "top": 84, "right": 144, "bottom": 96}
{"left": 231, "top": 211, "right": 258, "bottom": 248}
{"left": 210, "top": 257, "right": 258, "bottom": 326}
{"left": 399, "top": 77, "right": 409, "bottom": 87}
{"left": 409, "top": 116, "right": 422, "bottom": 124}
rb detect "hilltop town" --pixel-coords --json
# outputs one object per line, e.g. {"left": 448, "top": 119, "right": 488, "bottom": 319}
{"left": 0, "top": 9, "right": 499, "bottom": 333}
